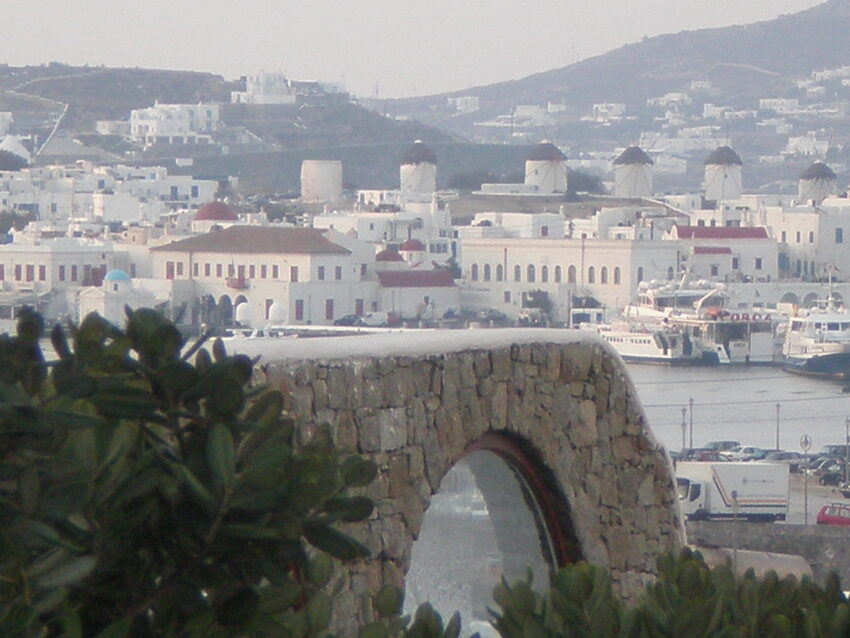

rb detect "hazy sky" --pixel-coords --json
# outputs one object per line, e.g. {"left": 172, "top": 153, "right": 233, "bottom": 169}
{"left": 6, "top": 1, "right": 824, "bottom": 97}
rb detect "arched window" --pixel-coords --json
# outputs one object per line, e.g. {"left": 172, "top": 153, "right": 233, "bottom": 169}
{"left": 667, "top": 266, "right": 674, "bottom": 281}
{"left": 541, "top": 265, "right": 549, "bottom": 283}
{"left": 471, "top": 264, "right": 479, "bottom": 281}
{"left": 496, "top": 264, "right": 504, "bottom": 281}
{"left": 527, "top": 265, "right": 536, "bottom": 283}
{"left": 483, "top": 264, "right": 491, "bottom": 281}
{"left": 567, "top": 265, "right": 576, "bottom": 283}
{"left": 601, "top": 266, "right": 608, "bottom": 284}
{"left": 554, "top": 266, "right": 562, "bottom": 283}
{"left": 587, "top": 266, "right": 595, "bottom": 284}
{"left": 613, "top": 267, "right": 621, "bottom": 285}
{"left": 514, "top": 265, "right": 522, "bottom": 282}
{"left": 637, "top": 267, "right": 644, "bottom": 283}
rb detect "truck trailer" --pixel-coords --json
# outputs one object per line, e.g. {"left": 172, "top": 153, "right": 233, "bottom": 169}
{"left": 675, "top": 461, "right": 789, "bottom": 522}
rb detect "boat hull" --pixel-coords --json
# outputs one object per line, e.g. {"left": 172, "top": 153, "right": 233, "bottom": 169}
{"left": 783, "top": 351, "right": 850, "bottom": 379}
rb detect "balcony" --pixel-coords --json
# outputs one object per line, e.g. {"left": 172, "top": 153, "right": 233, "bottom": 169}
{"left": 226, "top": 277, "right": 248, "bottom": 290}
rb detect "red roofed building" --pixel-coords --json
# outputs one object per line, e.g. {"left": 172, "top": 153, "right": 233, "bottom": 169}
{"left": 668, "top": 225, "right": 777, "bottom": 281}
{"left": 377, "top": 269, "right": 459, "bottom": 320}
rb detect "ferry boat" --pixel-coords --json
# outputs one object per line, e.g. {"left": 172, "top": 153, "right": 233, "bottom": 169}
{"left": 624, "top": 280, "right": 780, "bottom": 364}
{"left": 783, "top": 299, "right": 850, "bottom": 379}
{"left": 583, "top": 320, "right": 705, "bottom": 365}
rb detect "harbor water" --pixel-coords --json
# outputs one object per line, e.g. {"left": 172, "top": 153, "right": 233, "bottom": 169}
{"left": 627, "top": 364, "right": 850, "bottom": 456}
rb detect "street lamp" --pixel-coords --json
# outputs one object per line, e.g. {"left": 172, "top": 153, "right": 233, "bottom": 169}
{"left": 689, "top": 397, "right": 694, "bottom": 449}
{"left": 845, "top": 416, "right": 849, "bottom": 484}
{"left": 776, "top": 403, "right": 781, "bottom": 450}
{"left": 681, "top": 407, "right": 687, "bottom": 454}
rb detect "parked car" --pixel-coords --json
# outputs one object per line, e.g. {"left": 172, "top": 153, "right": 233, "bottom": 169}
{"left": 333, "top": 314, "right": 363, "bottom": 327}
{"left": 762, "top": 450, "right": 805, "bottom": 473}
{"left": 723, "top": 445, "right": 766, "bottom": 461}
{"left": 817, "top": 502, "right": 850, "bottom": 526}
{"left": 818, "top": 461, "right": 846, "bottom": 486}
{"left": 703, "top": 440, "right": 741, "bottom": 452}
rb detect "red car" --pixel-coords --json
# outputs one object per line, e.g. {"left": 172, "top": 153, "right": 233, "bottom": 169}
{"left": 816, "top": 502, "right": 850, "bottom": 526}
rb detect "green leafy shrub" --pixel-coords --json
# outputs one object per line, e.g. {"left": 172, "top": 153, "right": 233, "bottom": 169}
{"left": 0, "top": 308, "right": 378, "bottom": 637}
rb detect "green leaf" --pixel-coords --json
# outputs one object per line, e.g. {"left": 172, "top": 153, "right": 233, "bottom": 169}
{"left": 303, "top": 522, "right": 371, "bottom": 561}
{"left": 212, "top": 337, "right": 227, "bottom": 362}
{"left": 219, "top": 524, "right": 281, "bottom": 541}
{"left": 175, "top": 464, "right": 217, "bottom": 515}
{"left": 322, "top": 496, "right": 374, "bottom": 522}
{"left": 207, "top": 423, "right": 236, "bottom": 488}
{"left": 306, "top": 591, "right": 332, "bottom": 632}
{"left": 214, "top": 588, "right": 259, "bottom": 627}
{"left": 19, "top": 465, "right": 40, "bottom": 515}
{"left": 375, "top": 585, "right": 404, "bottom": 619}
{"left": 358, "top": 622, "right": 390, "bottom": 638}
{"left": 341, "top": 456, "right": 377, "bottom": 488}
{"left": 443, "top": 611, "right": 462, "bottom": 638}
{"left": 0, "top": 602, "right": 37, "bottom": 635}
{"left": 35, "top": 555, "right": 97, "bottom": 589}
{"left": 307, "top": 554, "right": 334, "bottom": 587}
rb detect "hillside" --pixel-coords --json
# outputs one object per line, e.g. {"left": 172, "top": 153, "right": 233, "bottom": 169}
{"left": 378, "top": 0, "right": 850, "bottom": 121}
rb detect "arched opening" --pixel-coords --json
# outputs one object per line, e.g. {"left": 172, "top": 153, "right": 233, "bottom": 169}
{"left": 832, "top": 292, "right": 843, "bottom": 304}
{"left": 471, "top": 264, "right": 479, "bottom": 281}
{"left": 496, "top": 264, "right": 504, "bottom": 282}
{"left": 234, "top": 295, "right": 250, "bottom": 326}
{"left": 667, "top": 266, "right": 674, "bottom": 281}
{"left": 554, "top": 266, "right": 562, "bottom": 283}
{"left": 803, "top": 292, "right": 820, "bottom": 308}
{"left": 541, "top": 265, "right": 549, "bottom": 283}
{"left": 637, "top": 267, "right": 644, "bottom": 283}
{"left": 567, "top": 265, "right": 576, "bottom": 284}
{"left": 601, "top": 266, "right": 608, "bottom": 284}
{"left": 483, "top": 264, "right": 491, "bottom": 282}
{"left": 587, "top": 266, "right": 595, "bottom": 284}
{"left": 527, "top": 265, "right": 536, "bottom": 283}
{"left": 404, "top": 432, "right": 578, "bottom": 636}
{"left": 780, "top": 292, "right": 799, "bottom": 305}
{"left": 514, "top": 265, "right": 522, "bottom": 282}
{"left": 217, "top": 295, "right": 233, "bottom": 326}
{"left": 613, "top": 267, "right": 621, "bottom": 285}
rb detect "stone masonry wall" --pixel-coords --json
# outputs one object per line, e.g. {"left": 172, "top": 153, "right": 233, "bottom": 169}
{"left": 257, "top": 333, "right": 685, "bottom": 634}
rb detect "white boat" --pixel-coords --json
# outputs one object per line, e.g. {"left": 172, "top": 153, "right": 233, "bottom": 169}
{"left": 783, "top": 298, "right": 850, "bottom": 379}
{"left": 583, "top": 320, "right": 704, "bottom": 365}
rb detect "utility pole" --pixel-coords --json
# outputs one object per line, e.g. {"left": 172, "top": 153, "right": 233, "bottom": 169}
{"left": 776, "top": 403, "right": 781, "bottom": 450}
{"left": 689, "top": 397, "right": 694, "bottom": 449}
{"left": 845, "top": 416, "right": 849, "bottom": 484}
{"left": 681, "top": 407, "right": 687, "bottom": 453}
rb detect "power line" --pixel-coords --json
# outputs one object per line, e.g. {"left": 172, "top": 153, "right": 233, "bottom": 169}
{"left": 649, "top": 411, "right": 850, "bottom": 427}
{"left": 644, "top": 394, "right": 850, "bottom": 408}
{"left": 633, "top": 375, "right": 809, "bottom": 386}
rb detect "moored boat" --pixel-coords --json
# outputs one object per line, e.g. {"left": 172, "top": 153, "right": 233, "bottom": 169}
{"left": 783, "top": 300, "right": 850, "bottom": 379}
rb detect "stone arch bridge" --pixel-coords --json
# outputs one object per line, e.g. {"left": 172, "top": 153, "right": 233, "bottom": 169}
{"left": 242, "top": 330, "right": 684, "bottom": 632}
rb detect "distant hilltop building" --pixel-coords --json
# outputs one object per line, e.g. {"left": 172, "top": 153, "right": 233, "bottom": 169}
{"left": 704, "top": 146, "right": 743, "bottom": 202}
{"left": 129, "top": 103, "right": 220, "bottom": 148}
{"left": 612, "top": 146, "right": 653, "bottom": 199}
{"left": 798, "top": 162, "right": 837, "bottom": 205}
{"left": 231, "top": 72, "right": 296, "bottom": 105}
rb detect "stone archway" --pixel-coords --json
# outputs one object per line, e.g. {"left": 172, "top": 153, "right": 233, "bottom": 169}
{"left": 254, "top": 331, "right": 684, "bottom": 634}
{"left": 780, "top": 292, "right": 800, "bottom": 305}
{"left": 803, "top": 292, "right": 820, "bottom": 308}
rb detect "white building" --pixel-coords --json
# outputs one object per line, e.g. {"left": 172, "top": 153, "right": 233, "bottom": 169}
{"left": 797, "top": 162, "right": 838, "bottom": 205}
{"left": 78, "top": 269, "right": 156, "bottom": 326}
{"left": 759, "top": 98, "right": 800, "bottom": 114}
{"left": 399, "top": 141, "right": 437, "bottom": 194}
{"left": 612, "top": 146, "right": 653, "bottom": 199}
{"left": 129, "top": 103, "right": 220, "bottom": 147}
{"left": 666, "top": 225, "right": 777, "bottom": 282}
{"left": 704, "top": 146, "right": 743, "bottom": 202}
{"left": 231, "top": 72, "right": 297, "bottom": 105}
{"left": 300, "top": 160, "right": 343, "bottom": 202}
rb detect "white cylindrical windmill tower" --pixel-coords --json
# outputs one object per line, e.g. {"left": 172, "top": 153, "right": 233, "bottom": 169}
{"left": 300, "top": 160, "right": 343, "bottom": 202}
{"left": 524, "top": 141, "right": 567, "bottom": 194}
{"left": 399, "top": 140, "right": 437, "bottom": 193}
{"left": 704, "top": 146, "right": 743, "bottom": 202}
{"left": 613, "top": 146, "right": 654, "bottom": 198}
{"left": 798, "top": 162, "right": 837, "bottom": 205}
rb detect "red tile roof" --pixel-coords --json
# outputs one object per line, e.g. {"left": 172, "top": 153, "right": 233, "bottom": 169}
{"left": 693, "top": 246, "right": 733, "bottom": 255}
{"left": 151, "top": 226, "right": 350, "bottom": 255}
{"left": 675, "top": 225, "right": 769, "bottom": 240}
{"left": 377, "top": 270, "right": 455, "bottom": 288}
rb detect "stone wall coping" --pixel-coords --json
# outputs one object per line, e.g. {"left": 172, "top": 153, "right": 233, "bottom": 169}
{"left": 225, "top": 328, "right": 615, "bottom": 364}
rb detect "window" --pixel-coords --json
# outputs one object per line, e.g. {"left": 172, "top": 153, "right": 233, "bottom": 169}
{"left": 216, "top": 264, "right": 223, "bottom": 277}
{"left": 25, "top": 265, "right": 34, "bottom": 282}
{"left": 191, "top": 185, "right": 199, "bottom": 198}
{"left": 177, "top": 262, "right": 184, "bottom": 276}
{"left": 193, "top": 263, "right": 199, "bottom": 277}
{"left": 541, "top": 225, "right": 549, "bottom": 237}
{"left": 166, "top": 262, "right": 174, "bottom": 280}
{"left": 249, "top": 265, "right": 256, "bottom": 279}
{"left": 295, "top": 299, "right": 304, "bottom": 321}
{"left": 541, "top": 265, "right": 548, "bottom": 283}
{"left": 809, "top": 231, "right": 815, "bottom": 243}
{"left": 272, "top": 265, "right": 279, "bottom": 279}
{"left": 514, "top": 265, "right": 521, "bottom": 282}
{"left": 613, "top": 267, "right": 621, "bottom": 285}
{"left": 554, "top": 266, "right": 562, "bottom": 283}
{"left": 781, "top": 231, "right": 787, "bottom": 243}
{"left": 636, "top": 267, "right": 643, "bottom": 283}
{"left": 59, "top": 265, "right": 65, "bottom": 281}
{"left": 527, "top": 265, "right": 535, "bottom": 283}
{"left": 204, "top": 263, "right": 211, "bottom": 276}
{"left": 318, "top": 266, "right": 325, "bottom": 281}
{"left": 600, "top": 267, "right": 608, "bottom": 284}
{"left": 71, "top": 265, "right": 78, "bottom": 281}
{"left": 504, "top": 291, "right": 511, "bottom": 303}
{"left": 325, "top": 299, "right": 334, "bottom": 320}
{"left": 130, "top": 264, "right": 136, "bottom": 277}
{"left": 14, "top": 265, "right": 21, "bottom": 281}
{"left": 483, "top": 264, "right": 491, "bottom": 281}
{"left": 796, "top": 231, "right": 801, "bottom": 243}
{"left": 568, "top": 265, "right": 576, "bottom": 283}
{"left": 587, "top": 266, "right": 595, "bottom": 284}
{"left": 755, "top": 257, "right": 763, "bottom": 270}
{"left": 837, "top": 228, "right": 844, "bottom": 244}
{"left": 335, "top": 266, "right": 342, "bottom": 280}
{"left": 261, "top": 265, "right": 267, "bottom": 278}
{"left": 496, "top": 264, "right": 504, "bottom": 281}
{"left": 227, "top": 264, "right": 235, "bottom": 277}
{"left": 355, "top": 299, "right": 364, "bottom": 315}
{"left": 265, "top": 299, "right": 274, "bottom": 320}
{"left": 710, "top": 264, "right": 719, "bottom": 276}
{"left": 471, "top": 264, "right": 479, "bottom": 281}
{"left": 732, "top": 257, "right": 739, "bottom": 270}
{"left": 361, "top": 263, "right": 367, "bottom": 277}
